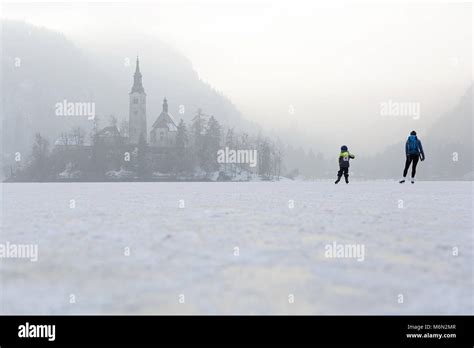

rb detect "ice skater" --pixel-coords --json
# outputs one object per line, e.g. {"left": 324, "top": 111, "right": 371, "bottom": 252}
{"left": 400, "top": 130, "right": 425, "bottom": 184}
{"left": 335, "top": 145, "right": 355, "bottom": 184}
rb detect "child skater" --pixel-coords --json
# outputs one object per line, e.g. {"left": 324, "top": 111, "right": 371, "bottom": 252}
{"left": 335, "top": 145, "right": 355, "bottom": 184}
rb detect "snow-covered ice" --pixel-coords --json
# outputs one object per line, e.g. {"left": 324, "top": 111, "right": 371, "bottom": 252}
{"left": 0, "top": 181, "right": 472, "bottom": 314}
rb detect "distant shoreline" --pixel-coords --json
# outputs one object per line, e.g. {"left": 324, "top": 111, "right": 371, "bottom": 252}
{"left": 3, "top": 178, "right": 472, "bottom": 183}
{"left": 2, "top": 177, "right": 280, "bottom": 183}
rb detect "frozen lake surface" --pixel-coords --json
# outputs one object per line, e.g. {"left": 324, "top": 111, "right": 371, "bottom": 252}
{"left": 0, "top": 181, "right": 472, "bottom": 314}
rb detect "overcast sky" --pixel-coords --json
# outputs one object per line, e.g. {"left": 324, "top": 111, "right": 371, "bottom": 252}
{"left": 2, "top": 0, "right": 472, "bottom": 153}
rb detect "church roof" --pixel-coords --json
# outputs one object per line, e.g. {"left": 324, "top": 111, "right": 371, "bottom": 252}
{"left": 152, "top": 112, "right": 178, "bottom": 131}
{"left": 151, "top": 98, "right": 178, "bottom": 132}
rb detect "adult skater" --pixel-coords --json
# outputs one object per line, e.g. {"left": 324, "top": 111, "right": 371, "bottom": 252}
{"left": 335, "top": 145, "right": 355, "bottom": 184}
{"left": 400, "top": 131, "right": 425, "bottom": 184}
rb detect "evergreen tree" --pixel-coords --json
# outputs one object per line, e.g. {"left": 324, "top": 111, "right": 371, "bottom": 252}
{"left": 191, "top": 109, "right": 206, "bottom": 170}
{"left": 258, "top": 138, "right": 272, "bottom": 179}
{"left": 274, "top": 142, "right": 284, "bottom": 180}
{"left": 224, "top": 128, "right": 235, "bottom": 176}
{"left": 90, "top": 116, "right": 107, "bottom": 179}
{"left": 29, "top": 133, "right": 50, "bottom": 181}
{"left": 175, "top": 119, "right": 189, "bottom": 174}
{"left": 136, "top": 133, "right": 148, "bottom": 178}
{"left": 202, "top": 116, "right": 221, "bottom": 174}
{"left": 305, "top": 148, "right": 318, "bottom": 178}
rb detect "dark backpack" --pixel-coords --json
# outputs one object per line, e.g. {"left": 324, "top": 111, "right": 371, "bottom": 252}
{"left": 407, "top": 135, "right": 418, "bottom": 154}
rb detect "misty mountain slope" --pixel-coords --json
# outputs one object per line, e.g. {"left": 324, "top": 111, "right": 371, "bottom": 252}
{"left": 427, "top": 85, "right": 473, "bottom": 143}
{"left": 1, "top": 21, "right": 98, "bottom": 156}
{"left": 85, "top": 33, "right": 248, "bottom": 129}
{"left": 356, "top": 84, "right": 473, "bottom": 180}
{"left": 1, "top": 20, "right": 246, "bottom": 160}
{"left": 422, "top": 85, "right": 473, "bottom": 179}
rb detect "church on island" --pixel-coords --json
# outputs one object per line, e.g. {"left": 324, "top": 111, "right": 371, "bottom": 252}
{"left": 6, "top": 53, "right": 285, "bottom": 182}
{"left": 128, "top": 57, "right": 178, "bottom": 148}
{"left": 76, "top": 56, "right": 186, "bottom": 178}
{"left": 10, "top": 56, "right": 278, "bottom": 182}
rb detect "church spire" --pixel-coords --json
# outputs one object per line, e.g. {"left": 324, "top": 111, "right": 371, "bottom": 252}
{"left": 135, "top": 56, "right": 140, "bottom": 74}
{"left": 131, "top": 56, "right": 144, "bottom": 93}
{"left": 163, "top": 97, "right": 168, "bottom": 112}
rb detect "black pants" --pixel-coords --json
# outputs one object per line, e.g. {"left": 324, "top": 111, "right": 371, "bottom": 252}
{"left": 403, "top": 154, "right": 420, "bottom": 178}
{"left": 337, "top": 167, "right": 349, "bottom": 178}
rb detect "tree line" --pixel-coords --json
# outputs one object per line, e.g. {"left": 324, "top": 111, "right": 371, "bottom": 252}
{"left": 7, "top": 110, "right": 285, "bottom": 181}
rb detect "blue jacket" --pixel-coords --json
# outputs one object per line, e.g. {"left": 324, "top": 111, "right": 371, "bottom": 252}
{"left": 405, "top": 135, "right": 425, "bottom": 158}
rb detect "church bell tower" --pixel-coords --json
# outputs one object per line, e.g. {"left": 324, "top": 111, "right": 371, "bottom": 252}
{"left": 129, "top": 57, "right": 147, "bottom": 144}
